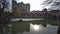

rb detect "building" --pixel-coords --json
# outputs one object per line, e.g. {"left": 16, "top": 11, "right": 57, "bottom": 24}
{"left": 31, "top": 11, "right": 44, "bottom": 18}
{"left": 12, "top": 0, "right": 21, "bottom": 17}
{"left": 21, "top": 10, "right": 44, "bottom": 18}
{"left": 12, "top": 1, "right": 30, "bottom": 18}
{"left": 17, "top": 2, "right": 30, "bottom": 12}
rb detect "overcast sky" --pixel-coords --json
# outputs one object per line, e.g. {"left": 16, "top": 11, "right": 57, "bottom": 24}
{"left": 16, "top": 0, "right": 60, "bottom": 11}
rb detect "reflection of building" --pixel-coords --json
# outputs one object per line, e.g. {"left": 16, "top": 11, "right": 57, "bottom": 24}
{"left": 12, "top": 22, "right": 30, "bottom": 34}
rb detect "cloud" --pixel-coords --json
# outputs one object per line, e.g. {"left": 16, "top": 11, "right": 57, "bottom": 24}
{"left": 43, "top": 0, "right": 60, "bottom": 10}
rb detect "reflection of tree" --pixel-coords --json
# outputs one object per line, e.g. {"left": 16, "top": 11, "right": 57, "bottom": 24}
{"left": 12, "top": 22, "right": 30, "bottom": 34}
{"left": 0, "top": 24, "right": 9, "bottom": 34}
{"left": 45, "top": 19, "right": 60, "bottom": 26}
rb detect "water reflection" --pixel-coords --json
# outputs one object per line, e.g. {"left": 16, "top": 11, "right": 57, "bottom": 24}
{"left": 0, "top": 19, "right": 60, "bottom": 34}
{"left": 30, "top": 23, "right": 45, "bottom": 31}
{"left": 23, "top": 23, "right": 58, "bottom": 34}
{"left": 0, "top": 24, "right": 12, "bottom": 34}
{"left": 33, "top": 25, "right": 40, "bottom": 31}
{"left": 12, "top": 22, "right": 30, "bottom": 34}
{"left": 30, "top": 23, "right": 44, "bottom": 32}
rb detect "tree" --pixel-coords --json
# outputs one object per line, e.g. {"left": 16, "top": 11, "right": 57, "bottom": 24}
{"left": 0, "top": 0, "right": 13, "bottom": 24}
{"left": 42, "top": 8, "right": 47, "bottom": 12}
{"left": 0, "top": 0, "right": 9, "bottom": 14}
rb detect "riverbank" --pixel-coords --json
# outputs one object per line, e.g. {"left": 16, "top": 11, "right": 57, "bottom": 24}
{"left": 10, "top": 18, "right": 44, "bottom": 22}
{"left": 10, "top": 18, "right": 60, "bottom": 26}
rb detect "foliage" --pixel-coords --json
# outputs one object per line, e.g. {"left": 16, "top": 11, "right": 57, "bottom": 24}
{"left": 0, "top": 0, "right": 13, "bottom": 23}
{"left": 0, "top": 0, "right": 9, "bottom": 14}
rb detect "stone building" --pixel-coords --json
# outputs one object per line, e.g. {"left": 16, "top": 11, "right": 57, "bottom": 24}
{"left": 21, "top": 10, "right": 44, "bottom": 18}
{"left": 17, "top": 2, "right": 30, "bottom": 18}
{"left": 12, "top": 0, "right": 21, "bottom": 17}
{"left": 17, "top": 2, "right": 30, "bottom": 12}
{"left": 31, "top": 11, "right": 44, "bottom": 18}
{"left": 12, "top": 1, "right": 30, "bottom": 18}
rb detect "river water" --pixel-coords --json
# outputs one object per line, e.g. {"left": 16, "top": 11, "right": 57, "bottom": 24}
{"left": 0, "top": 18, "right": 60, "bottom": 34}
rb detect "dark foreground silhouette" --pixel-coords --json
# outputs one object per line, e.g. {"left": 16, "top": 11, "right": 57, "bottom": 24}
{"left": 57, "top": 25, "right": 60, "bottom": 34}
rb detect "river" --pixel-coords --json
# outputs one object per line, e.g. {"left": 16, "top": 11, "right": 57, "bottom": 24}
{"left": 0, "top": 18, "right": 60, "bottom": 34}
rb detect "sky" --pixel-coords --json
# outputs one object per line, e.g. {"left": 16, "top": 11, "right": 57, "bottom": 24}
{"left": 16, "top": 0, "right": 46, "bottom": 11}
{"left": 16, "top": 0, "right": 60, "bottom": 11}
